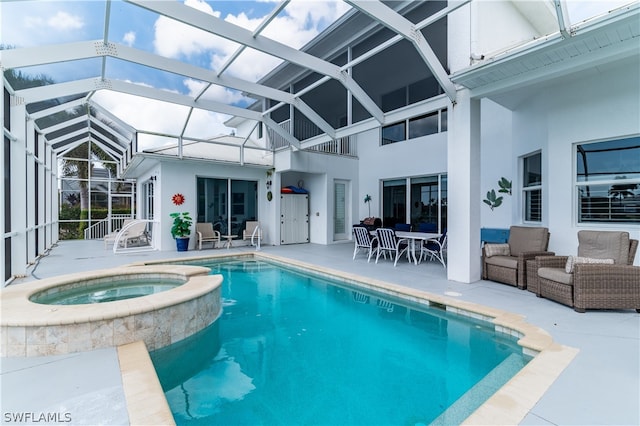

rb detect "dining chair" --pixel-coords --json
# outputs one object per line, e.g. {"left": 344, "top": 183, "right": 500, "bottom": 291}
{"left": 196, "top": 222, "right": 221, "bottom": 250}
{"left": 418, "top": 222, "right": 437, "bottom": 233}
{"left": 394, "top": 223, "right": 412, "bottom": 232}
{"left": 374, "top": 228, "right": 409, "bottom": 266}
{"left": 420, "top": 229, "right": 447, "bottom": 268}
{"left": 352, "top": 225, "right": 377, "bottom": 262}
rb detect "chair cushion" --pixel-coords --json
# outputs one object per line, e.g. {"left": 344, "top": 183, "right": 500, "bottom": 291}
{"left": 484, "top": 243, "right": 510, "bottom": 257}
{"left": 538, "top": 267, "right": 574, "bottom": 285}
{"left": 578, "top": 231, "right": 630, "bottom": 265}
{"left": 508, "top": 226, "right": 548, "bottom": 256}
{"left": 565, "top": 256, "right": 615, "bottom": 273}
{"left": 485, "top": 255, "right": 518, "bottom": 269}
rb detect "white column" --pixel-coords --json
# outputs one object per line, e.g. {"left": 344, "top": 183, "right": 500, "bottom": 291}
{"left": 447, "top": 89, "right": 482, "bottom": 283}
{"left": 37, "top": 133, "right": 46, "bottom": 255}
{"left": 51, "top": 147, "right": 59, "bottom": 243}
{"left": 10, "top": 100, "right": 27, "bottom": 277}
{"left": 26, "top": 118, "right": 36, "bottom": 264}
{"left": 1, "top": 84, "right": 5, "bottom": 283}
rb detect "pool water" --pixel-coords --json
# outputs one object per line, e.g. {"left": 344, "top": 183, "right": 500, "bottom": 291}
{"left": 30, "top": 278, "right": 182, "bottom": 305}
{"left": 151, "top": 260, "right": 531, "bottom": 425}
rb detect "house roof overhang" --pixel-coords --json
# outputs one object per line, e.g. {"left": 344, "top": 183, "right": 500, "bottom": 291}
{"left": 451, "top": 2, "right": 640, "bottom": 108}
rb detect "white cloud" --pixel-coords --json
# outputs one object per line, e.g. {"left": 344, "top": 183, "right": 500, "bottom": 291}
{"left": 21, "top": 11, "right": 84, "bottom": 32}
{"left": 215, "top": 49, "right": 284, "bottom": 82}
{"left": 23, "top": 16, "right": 46, "bottom": 29}
{"left": 152, "top": 0, "right": 350, "bottom": 82}
{"left": 183, "top": 109, "right": 234, "bottom": 140}
{"left": 123, "top": 31, "right": 136, "bottom": 47}
{"left": 145, "top": 0, "right": 351, "bottom": 134}
{"left": 184, "top": 79, "right": 252, "bottom": 105}
{"left": 47, "top": 11, "right": 84, "bottom": 31}
{"left": 153, "top": 0, "right": 230, "bottom": 59}
{"left": 4, "top": 3, "right": 86, "bottom": 47}
{"left": 91, "top": 81, "right": 233, "bottom": 151}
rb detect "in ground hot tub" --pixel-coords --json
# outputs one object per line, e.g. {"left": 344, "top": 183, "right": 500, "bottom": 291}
{"left": 1, "top": 265, "right": 223, "bottom": 357}
{"left": 30, "top": 277, "right": 184, "bottom": 305}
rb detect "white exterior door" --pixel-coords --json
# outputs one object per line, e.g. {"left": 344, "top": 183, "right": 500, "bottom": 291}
{"left": 334, "top": 180, "right": 349, "bottom": 241}
{"left": 280, "top": 194, "right": 309, "bottom": 244}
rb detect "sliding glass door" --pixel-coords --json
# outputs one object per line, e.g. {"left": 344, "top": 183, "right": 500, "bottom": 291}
{"left": 382, "top": 174, "right": 447, "bottom": 232}
{"left": 197, "top": 177, "right": 258, "bottom": 237}
{"left": 382, "top": 179, "right": 406, "bottom": 228}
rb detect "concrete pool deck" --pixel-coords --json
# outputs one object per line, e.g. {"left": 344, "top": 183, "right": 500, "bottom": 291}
{"left": 2, "top": 240, "right": 639, "bottom": 425}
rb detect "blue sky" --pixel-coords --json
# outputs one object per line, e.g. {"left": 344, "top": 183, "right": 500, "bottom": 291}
{"left": 1, "top": 1, "right": 351, "bottom": 90}
{"left": 1, "top": 0, "right": 352, "bottom": 143}
{"left": 1, "top": 0, "right": 634, "bottom": 146}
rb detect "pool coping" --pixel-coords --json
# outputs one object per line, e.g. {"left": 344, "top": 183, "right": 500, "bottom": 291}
{"left": 0, "top": 265, "right": 222, "bottom": 357}
{"left": 122, "top": 250, "right": 579, "bottom": 425}
{"left": 118, "top": 340, "right": 176, "bottom": 425}
{"left": 0, "top": 265, "right": 214, "bottom": 326}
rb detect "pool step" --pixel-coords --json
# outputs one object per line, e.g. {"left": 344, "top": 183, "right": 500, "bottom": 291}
{"left": 429, "top": 353, "right": 527, "bottom": 425}
{"left": 215, "top": 261, "right": 276, "bottom": 274}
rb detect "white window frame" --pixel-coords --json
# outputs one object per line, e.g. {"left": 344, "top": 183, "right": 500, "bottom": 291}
{"left": 522, "top": 151, "right": 542, "bottom": 223}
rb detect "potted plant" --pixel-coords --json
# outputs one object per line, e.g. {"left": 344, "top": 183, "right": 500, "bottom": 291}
{"left": 364, "top": 194, "right": 372, "bottom": 217}
{"left": 170, "top": 212, "right": 192, "bottom": 251}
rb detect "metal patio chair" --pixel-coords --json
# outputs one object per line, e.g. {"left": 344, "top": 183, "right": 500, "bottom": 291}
{"left": 374, "top": 228, "right": 409, "bottom": 267}
{"left": 352, "top": 225, "right": 377, "bottom": 262}
{"left": 196, "top": 222, "right": 221, "bottom": 250}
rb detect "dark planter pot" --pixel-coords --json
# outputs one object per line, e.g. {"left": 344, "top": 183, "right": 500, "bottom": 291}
{"left": 175, "top": 237, "right": 189, "bottom": 251}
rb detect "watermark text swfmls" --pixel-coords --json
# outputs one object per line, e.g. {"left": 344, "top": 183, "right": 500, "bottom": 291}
{"left": 3, "top": 412, "right": 72, "bottom": 423}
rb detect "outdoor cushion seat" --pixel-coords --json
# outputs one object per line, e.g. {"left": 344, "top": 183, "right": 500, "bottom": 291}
{"left": 537, "top": 267, "right": 573, "bottom": 285}
{"left": 484, "top": 255, "right": 518, "bottom": 270}
{"left": 243, "top": 221, "right": 260, "bottom": 240}
{"left": 105, "top": 219, "right": 149, "bottom": 249}
{"left": 104, "top": 219, "right": 133, "bottom": 249}
{"left": 196, "top": 222, "right": 221, "bottom": 250}
{"left": 482, "top": 225, "right": 553, "bottom": 289}
{"left": 536, "top": 231, "right": 639, "bottom": 312}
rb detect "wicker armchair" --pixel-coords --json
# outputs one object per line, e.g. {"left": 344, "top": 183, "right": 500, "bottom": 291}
{"left": 482, "top": 226, "right": 553, "bottom": 289}
{"left": 536, "top": 231, "right": 639, "bottom": 313}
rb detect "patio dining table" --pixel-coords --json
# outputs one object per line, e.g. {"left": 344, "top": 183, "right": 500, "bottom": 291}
{"left": 395, "top": 231, "right": 441, "bottom": 265}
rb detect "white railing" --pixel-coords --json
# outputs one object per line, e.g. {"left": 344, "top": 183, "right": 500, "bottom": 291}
{"left": 84, "top": 214, "right": 133, "bottom": 240}
{"left": 305, "top": 136, "right": 357, "bottom": 157}
{"left": 268, "top": 119, "right": 292, "bottom": 150}
{"left": 250, "top": 225, "right": 262, "bottom": 251}
{"left": 267, "top": 119, "right": 357, "bottom": 156}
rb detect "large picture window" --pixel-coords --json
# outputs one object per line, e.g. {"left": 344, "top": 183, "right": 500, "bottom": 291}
{"left": 523, "top": 152, "right": 542, "bottom": 222}
{"left": 576, "top": 137, "right": 640, "bottom": 224}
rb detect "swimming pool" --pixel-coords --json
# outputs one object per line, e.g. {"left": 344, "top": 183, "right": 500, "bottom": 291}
{"left": 151, "top": 258, "right": 532, "bottom": 425}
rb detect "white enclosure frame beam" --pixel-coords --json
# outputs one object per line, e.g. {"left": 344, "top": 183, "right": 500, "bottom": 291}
{"left": 554, "top": 0, "right": 572, "bottom": 39}
{"left": 3, "top": 40, "right": 335, "bottom": 138}
{"left": 216, "top": 0, "right": 291, "bottom": 77}
{"left": 125, "top": 0, "right": 384, "bottom": 123}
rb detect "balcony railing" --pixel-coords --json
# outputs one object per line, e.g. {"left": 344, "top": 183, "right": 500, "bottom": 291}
{"left": 267, "top": 119, "right": 357, "bottom": 157}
